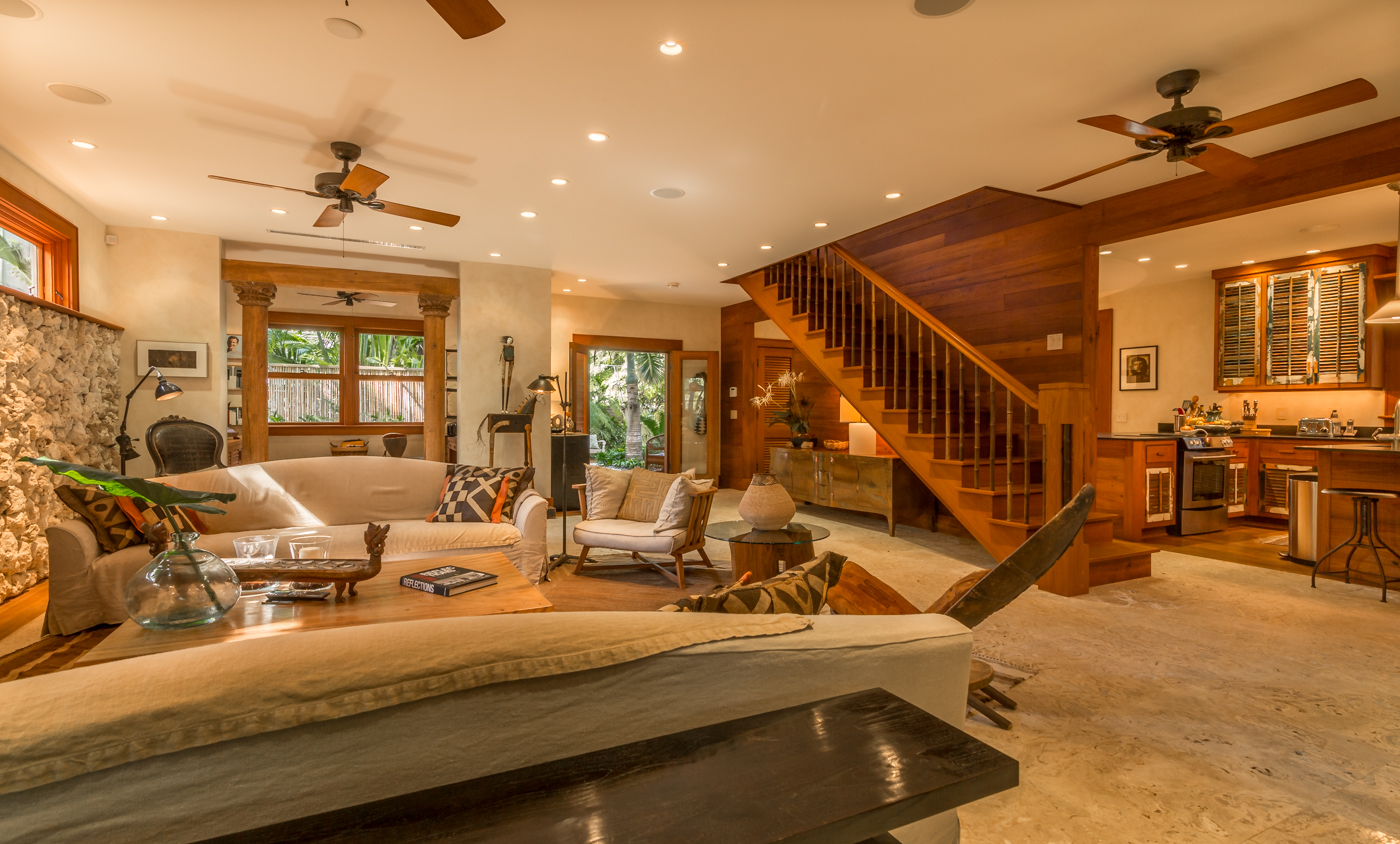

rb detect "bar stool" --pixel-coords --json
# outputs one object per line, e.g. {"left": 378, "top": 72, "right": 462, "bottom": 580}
{"left": 1313, "top": 488, "right": 1400, "bottom": 603}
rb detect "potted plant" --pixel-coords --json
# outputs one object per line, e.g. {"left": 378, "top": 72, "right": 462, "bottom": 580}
{"left": 751, "top": 370, "right": 815, "bottom": 447}
{"left": 23, "top": 456, "right": 241, "bottom": 630}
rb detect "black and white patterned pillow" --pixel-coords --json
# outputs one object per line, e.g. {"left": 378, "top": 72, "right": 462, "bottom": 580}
{"left": 429, "top": 465, "right": 535, "bottom": 523}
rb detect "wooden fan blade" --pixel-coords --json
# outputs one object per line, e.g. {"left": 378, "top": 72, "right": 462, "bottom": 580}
{"left": 1186, "top": 144, "right": 1259, "bottom": 180}
{"left": 361, "top": 300, "right": 397, "bottom": 307}
{"left": 373, "top": 200, "right": 461, "bottom": 227}
{"left": 424, "top": 0, "right": 504, "bottom": 39}
{"left": 1038, "top": 151, "right": 1160, "bottom": 192}
{"left": 1210, "top": 78, "right": 1377, "bottom": 137}
{"left": 209, "top": 175, "right": 321, "bottom": 197}
{"left": 1078, "top": 115, "right": 1175, "bottom": 141}
{"left": 314, "top": 204, "right": 347, "bottom": 227}
{"left": 297, "top": 292, "right": 342, "bottom": 299}
{"left": 321, "top": 300, "right": 346, "bottom": 306}
{"left": 339, "top": 165, "right": 389, "bottom": 198}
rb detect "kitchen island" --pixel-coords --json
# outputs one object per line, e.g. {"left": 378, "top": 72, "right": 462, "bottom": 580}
{"left": 1298, "top": 444, "right": 1400, "bottom": 589}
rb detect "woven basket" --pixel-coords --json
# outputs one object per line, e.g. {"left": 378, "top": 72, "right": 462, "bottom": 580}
{"left": 329, "top": 442, "right": 369, "bottom": 456}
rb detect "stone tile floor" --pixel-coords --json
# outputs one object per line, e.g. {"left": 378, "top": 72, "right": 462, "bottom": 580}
{"left": 550, "top": 490, "right": 1400, "bottom": 843}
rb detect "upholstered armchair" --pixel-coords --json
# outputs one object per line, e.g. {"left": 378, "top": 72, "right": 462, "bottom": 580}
{"left": 570, "top": 481, "right": 719, "bottom": 589}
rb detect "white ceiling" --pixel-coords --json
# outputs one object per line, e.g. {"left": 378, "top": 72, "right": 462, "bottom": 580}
{"left": 1100, "top": 185, "right": 1398, "bottom": 296}
{"left": 1, "top": 0, "right": 1398, "bottom": 308}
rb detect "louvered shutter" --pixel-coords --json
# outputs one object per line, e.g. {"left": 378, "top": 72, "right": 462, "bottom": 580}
{"left": 1266, "top": 270, "right": 1313, "bottom": 385}
{"left": 1315, "top": 262, "right": 1366, "bottom": 384}
{"left": 759, "top": 354, "right": 793, "bottom": 473}
{"left": 1218, "top": 279, "right": 1259, "bottom": 385}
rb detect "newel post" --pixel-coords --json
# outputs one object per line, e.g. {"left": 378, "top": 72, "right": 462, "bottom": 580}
{"left": 1036, "top": 383, "right": 1095, "bottom": 597}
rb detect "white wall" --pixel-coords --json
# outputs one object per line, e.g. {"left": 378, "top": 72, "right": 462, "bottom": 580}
{"left": 1102, "top": 274, "right": 1386, "bottom": 432}
{"left": 458, "top": 261, "right": 552, "bottom": 492}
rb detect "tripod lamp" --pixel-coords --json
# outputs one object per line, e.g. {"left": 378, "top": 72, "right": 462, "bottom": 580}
{"left": 528, "top": 374, "right": 577, "bottom": 578}
{"left": 114, "top": 366, "right": 183, "bottom": 473}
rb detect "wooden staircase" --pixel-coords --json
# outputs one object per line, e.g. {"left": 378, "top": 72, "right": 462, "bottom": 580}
{"left": 740, "top": 244, "right": 1154, "bottom": 590}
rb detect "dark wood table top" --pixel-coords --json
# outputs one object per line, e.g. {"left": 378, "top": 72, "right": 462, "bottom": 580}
{"left": 201, "top": 688, "right": 1018, "bottom": 844}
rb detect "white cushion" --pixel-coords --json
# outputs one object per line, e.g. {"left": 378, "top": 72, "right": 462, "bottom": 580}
{"left": 583, "top": 464, "right": 631, "bottom": 520}
{"left": 573, "top": 518, "right": 686, "bottom": 554}
{"left": 653, "top": 476, "right": 713, "bottom": 534}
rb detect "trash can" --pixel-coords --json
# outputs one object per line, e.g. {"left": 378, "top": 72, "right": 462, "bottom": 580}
{"left": 1287, "top": 472, "right": 1319, "bottom": 562}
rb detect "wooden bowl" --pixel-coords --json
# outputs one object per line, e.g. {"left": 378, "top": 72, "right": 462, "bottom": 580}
{"left": 822, "top": 440, "right": 850, "bottom": 451}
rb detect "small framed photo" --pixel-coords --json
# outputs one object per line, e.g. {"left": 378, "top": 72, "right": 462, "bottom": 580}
{"left": 136, "top": 341, "right": 208, "bottom": 378}
{"left": 1119, "top": 345, "right": 1158, "bottom": 391}
{"left": 225, "top": 334, "right": 243, "bottom": 361}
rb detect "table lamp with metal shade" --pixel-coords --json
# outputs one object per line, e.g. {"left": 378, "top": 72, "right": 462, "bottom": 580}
{"left": 114, "top": 366, "right": 183, "bottom": 473}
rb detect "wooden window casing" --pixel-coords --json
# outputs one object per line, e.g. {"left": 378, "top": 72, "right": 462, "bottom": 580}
{"left": 267, "top": 311, "right": 426, "bottom": 437}
{"left": 0, "top": 175, "right": 79, "bottom": 309}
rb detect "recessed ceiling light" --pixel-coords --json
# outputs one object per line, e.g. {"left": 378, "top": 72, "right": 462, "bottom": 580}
{"left": 150, "top": 215, "right": 167, "bottom": 221}
{"left": 562, "top": 288, "right": 571, "bottom": 293}
{"left": 324, "top": 17, "right": 362, "bottom": 39}
{"left": 885, "top": 192, "right": 901, "bottom": 199}
{"left": 718, "top": 262, "right": 728, "bottom": 267}
{"left": 651, "top": 187, "right": 686, "bottom": 199}
{"left": 489, "top": 253, "right": 501, "bottom": 257}
{"left": 409, "top": 225, "right": 423, "bottom": 230}
{"left": 520, "top": 211, "right": 537, "bottom": 218}
{"left": 760, "top": 245, "right": 772, "bottom": 250}
{"left": 0, "top": 0, "right": 41, "bottom": 20}
{"left": 814, "top": 222, "right": 828, "bottom": 228}
{"left": 1099, "top": 250, "right": 1111, "bottom": 255}
{"left": 270, "top": 208, "right": 287, "bottom": 214}
{"left": 46, "top": 83, "right": 109, "bottom": 105}
{"left": 551, "top": 178, "right": 568, "bottom": 185}
{"left": 1175, "top": 264, "right": 1188, "bottom": 269}
{"left": 1242, "top": 260, "right": 1255, "bottom": 264}
{"left": 1137, "top": 257, "right": 1150, "bottom": 262}
{"left": 1305, "top": 249, "right": 1321, "bottom": 254}
{"left": 667, "top": 282, "right": 680, "bottom": 288}
{"left": 588, "top": 132, "right": 609, "bottom": 142}
{"left": 578, "top": 278, "right": 587, "bottom": 282}
{"left": 659, "top": 40, "right": 684, "bottom": 55}
{"left": 69, "top": 139, "right": 96, "bottom": 149}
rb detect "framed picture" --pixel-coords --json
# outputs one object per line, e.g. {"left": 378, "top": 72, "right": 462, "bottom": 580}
{"left": 225, "top": 334, "right": 242, "bottom": 361}
{"left": 1119, "top": 345, "right": 1158, "bottom": 391}
{"left": 136, "top": 341, "right": 208, "bottom": 378}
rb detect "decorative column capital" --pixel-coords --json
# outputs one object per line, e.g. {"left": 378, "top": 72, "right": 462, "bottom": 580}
{"left": 232, "top": 281, "right": 277, "bottom": 308}
{"left": 417, "top": 292, "right": 453, "bottom": 318}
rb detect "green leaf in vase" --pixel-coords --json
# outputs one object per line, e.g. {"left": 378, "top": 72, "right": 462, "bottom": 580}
{"left": 21, "top": 456, "right": 237, "bottom": 514}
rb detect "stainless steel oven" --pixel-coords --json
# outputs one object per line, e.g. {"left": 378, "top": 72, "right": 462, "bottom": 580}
{"left": 1168, "top": 436, "right": 1232, "bottom": 536}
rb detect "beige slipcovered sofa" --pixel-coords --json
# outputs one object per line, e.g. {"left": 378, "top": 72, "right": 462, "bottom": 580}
{"left": 0, "top": 612, "right": 973, "bottom": 844}
{"left": 44, "top": 456, "right": 548, "bottom": 634}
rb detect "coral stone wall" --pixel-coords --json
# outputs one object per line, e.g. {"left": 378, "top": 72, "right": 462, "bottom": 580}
{"left": 0, "top": 290, "right": 120, "bottom": 600}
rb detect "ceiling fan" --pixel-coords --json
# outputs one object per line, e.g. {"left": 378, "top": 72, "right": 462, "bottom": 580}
{"left": 299, "top": 291, "right": 397, "bottom": 308}
{"left": 209, "top": 141, "right": 461, "bottom": 229}
{"left": 1038, "top": 71, "right": 1377, "bottom": 192}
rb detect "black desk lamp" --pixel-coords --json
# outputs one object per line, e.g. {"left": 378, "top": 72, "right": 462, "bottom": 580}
{"left": 529, "top": 375, "right": 576, "bottom": 578}
{"left": 114, "top": 366, "right": 183, "bottom": 473}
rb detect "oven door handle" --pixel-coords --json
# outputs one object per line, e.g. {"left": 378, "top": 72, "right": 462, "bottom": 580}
{"left": 1183, "top": 452, "right": 1229, "bottom": 461}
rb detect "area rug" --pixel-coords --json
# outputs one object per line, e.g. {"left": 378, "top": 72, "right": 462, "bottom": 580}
{"left": 0, "top": 628, "right": 115, "bottom": 684}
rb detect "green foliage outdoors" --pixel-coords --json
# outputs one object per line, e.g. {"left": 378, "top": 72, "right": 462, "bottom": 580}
{"left": 360, "top": 333, "right": 424, "bottom": 369}
{"left": 0, "top": 230, "right": 34, "bottom": 292}
{"left": 268, "top": 329, "right": 341, "bottom": 366}
{"left": 588, "top": 350, "right": 666, "bottom": 468}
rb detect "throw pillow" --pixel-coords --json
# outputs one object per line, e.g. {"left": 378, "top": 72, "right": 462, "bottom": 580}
{"left": 429, "top": 465, "right": 534, "bottom": 523}
{"left": 652, "top": 475, "right": 714, "bottom": 534}
{"left": 616, "top": 467, "right": 681, "bottom": 523}
{"left": 583, "top": 464, "right": 631, "bottom": 521}
{"left": 113, "top": 496, "right": 201, "bottom": 538}
{"left": 660, "top": 552, "right": 847, "bottom": 614}
{"left": 53, "top": 486, "right": 141, "bottom": 553}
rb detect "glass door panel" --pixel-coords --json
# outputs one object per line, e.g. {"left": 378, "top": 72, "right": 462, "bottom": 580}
{"left": 668, "top": 351, "right": 719, "bottom": 479}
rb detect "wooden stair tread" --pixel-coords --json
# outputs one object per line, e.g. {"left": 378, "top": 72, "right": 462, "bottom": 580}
{"left": 960, "top": 484, "right": 1043, "bottom": 497}
{"left": 1088, "top": 540, "right": 1159, "bottom": 564}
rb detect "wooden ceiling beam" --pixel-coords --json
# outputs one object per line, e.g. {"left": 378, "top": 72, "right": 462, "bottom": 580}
{"left": 221, "top": 260, "right": 459, "bottom": 298}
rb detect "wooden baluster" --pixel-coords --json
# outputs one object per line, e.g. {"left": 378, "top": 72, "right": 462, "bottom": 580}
{"left": 916, "top": 321, "right": 924, "bottom": 434}
{"left": 944, "top": 339, "right": 951, "bottom": 460}
{"left": 1024, "top": 399, "right": 1031, "bottom": 524}
{"left": 1006, "top": 388, "right": 1012, "bottom": 519}
{"left": 957, "top": 352, "right": 964, "bottom": 461}
{"left": 989, "top": 376, "right": 995, "bottom": 494}
{"left": 973, "top": 366, "right": 980, "bottom": 488}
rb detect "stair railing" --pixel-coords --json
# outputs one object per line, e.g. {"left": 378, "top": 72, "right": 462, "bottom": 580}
{"left": 761, "top": 243, "right": 1044, "bottom": 525}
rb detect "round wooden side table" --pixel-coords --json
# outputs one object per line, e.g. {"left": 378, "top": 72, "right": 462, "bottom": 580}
{"left": 704, "top": 521, "right": 832, "bottom": 583}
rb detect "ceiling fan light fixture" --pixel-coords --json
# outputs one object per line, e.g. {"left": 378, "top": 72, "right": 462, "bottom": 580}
{"left": 324, "top": 17, "right": 363, "bottom": 39}
{"left": 659, "top": 40, "right": 683, "bottom": 56}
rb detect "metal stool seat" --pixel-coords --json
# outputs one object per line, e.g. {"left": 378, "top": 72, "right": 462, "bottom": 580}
{"left": 1313, "top": 488, "right": 1400, "bottom": 602}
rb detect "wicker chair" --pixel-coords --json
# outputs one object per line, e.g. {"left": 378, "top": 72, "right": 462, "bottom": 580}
{"left": 644, "top": 434, "right": 666, "bottom": 472}
{"left": 570, "top": 482, "right": 719, "bottom": 589}
{"left": 146, "top": 416, "right": 227, "bottom": 476}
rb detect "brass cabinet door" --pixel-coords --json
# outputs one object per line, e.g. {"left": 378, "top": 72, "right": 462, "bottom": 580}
{"left": 773, "top": 448, "right": 818, "bottom": 502}
{"left": 824, "top": 453, "right": 893, "bottom": 512}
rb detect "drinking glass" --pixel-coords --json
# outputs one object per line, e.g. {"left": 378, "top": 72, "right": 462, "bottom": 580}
{"left": 232, "top": 534, "right": 279, "bottom": 562}
{"left": 288, "top": 536, "right": 333, "bottom": 560}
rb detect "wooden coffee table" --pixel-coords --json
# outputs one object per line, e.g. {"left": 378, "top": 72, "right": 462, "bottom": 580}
{"left": 78, "top": 552, "right": 552, "bottom": 666}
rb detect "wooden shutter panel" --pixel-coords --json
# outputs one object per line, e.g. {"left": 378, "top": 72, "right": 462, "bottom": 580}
{"left": 759, "top": 353, "right": 793, "bottom": 473}
{"left": 1316, "top": 262, "right": 1366, "bottom": 383}
{"left": 1266, "top": 271, "right": 1313, "bottom": 385}
{"left": 1218, "top": 280, "right": 1259, "bottom": 384}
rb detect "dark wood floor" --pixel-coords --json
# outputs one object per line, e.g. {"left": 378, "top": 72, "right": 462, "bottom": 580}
{"left": 1154, "top": 522, "right": 1391, "bottom": 588}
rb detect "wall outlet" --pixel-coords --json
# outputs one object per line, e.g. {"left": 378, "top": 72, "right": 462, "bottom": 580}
{"left": 1276, "top": 407, "right": 1287, "bottom": 420}
{"left": 729, "top": 409, "right": 738, "bottom": 420}
{"left": 1047, "top": 333, "right": 1063, "bottom": 351}
{"left": 1115, "top": 412, "right": 1127, "bottom": 423}
{"left": 728, "top": 386, "right": 737, "bottom": 398}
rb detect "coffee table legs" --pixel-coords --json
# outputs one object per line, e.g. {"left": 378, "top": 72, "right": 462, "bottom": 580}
{"left": 729, "top": 541, "right": 817, "bottom": 584}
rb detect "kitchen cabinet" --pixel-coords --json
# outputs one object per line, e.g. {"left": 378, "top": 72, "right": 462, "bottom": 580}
{"left": 1095, "top": 436, "right": 1178, "bottom": 541}
{"left": 770, "top": 447, "right": 936, "bottom": 536}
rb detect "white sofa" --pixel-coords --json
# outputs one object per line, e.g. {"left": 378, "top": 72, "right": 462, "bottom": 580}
{"left": 0, "top": 612, "right": 973, "bottom": 844}
{"left": 44, "top": 456, "right": 548, "bottom": 635}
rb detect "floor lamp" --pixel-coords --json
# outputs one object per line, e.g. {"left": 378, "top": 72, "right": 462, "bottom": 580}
{"left": 114, "top": 366, "right": 183, "bottom": 473}
{"left": 528, "top": 374, "right": 574, "bottom": 580}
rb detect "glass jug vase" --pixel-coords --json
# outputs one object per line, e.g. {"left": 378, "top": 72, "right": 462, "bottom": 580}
{"left": 123, "top": 532, "right": 241, "bottom": 630}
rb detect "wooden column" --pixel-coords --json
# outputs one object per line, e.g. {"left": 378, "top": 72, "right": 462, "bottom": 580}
{"left": 232, "top": 281, "right": 276, "bottom": 464}
{"left": 1037, "top": 382, "right": 1093, "bottom": 597}
{"left": 419, "top": 293, "right": 452, "bottom": 463}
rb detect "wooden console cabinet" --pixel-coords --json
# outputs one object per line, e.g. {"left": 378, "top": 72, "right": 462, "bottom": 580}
{"left": 770, "top": 447, "right": 936, "bottom": 535}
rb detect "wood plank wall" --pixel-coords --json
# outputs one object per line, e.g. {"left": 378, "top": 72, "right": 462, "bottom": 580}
{"left": 836, "top": 187, "right": 1086, "bottom": 392}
